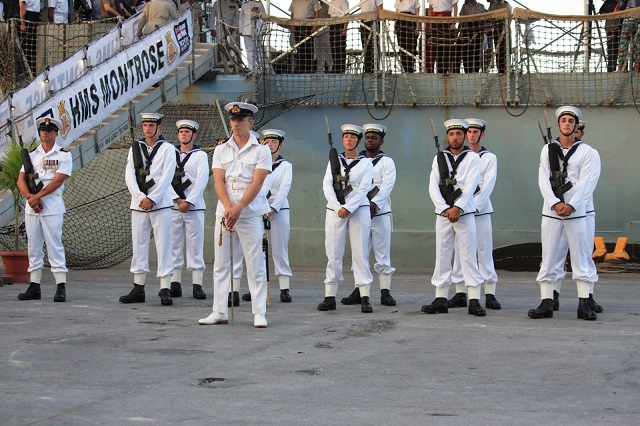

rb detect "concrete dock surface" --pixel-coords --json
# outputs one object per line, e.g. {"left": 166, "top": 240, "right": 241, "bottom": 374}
{"left": 1, "top": 265, "right": 639, "bottom": 425}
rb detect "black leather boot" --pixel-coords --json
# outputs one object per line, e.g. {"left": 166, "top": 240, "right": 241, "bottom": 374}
{"left": 468, "top": 299, "right": 486, "bottom": 316}
{"left": 587, "top": 294, "right": 603, "bottom": 313}
{"left": 159, "top": 288, "right": 173, "bottom": 306}
{"left": 528, "top": 299, "right": 554, "bottom": 319}
{"left": 18, "top": 282, "right": 41, "bottom": 300}
{"left": 361, "top": 296, "right": 373, "bottom": 313}
{"left": 485, "top": 294, "right": 501, "bottom": 310}
{"left": 242, "top": 292, "right": 251, "bottom": 301}
{"left": 119, "top": 284, "right": 145, "bottom": 303}
{"left": 553, "top": 290, "right": 560, "bottom": 311}
{"left": 577, "top": 298, "right": 597, "bottom": 320}
{"left": 340, "top": 288, "right": 361, "bottom": 305}
{"left": 317, "top": 296, "right": 336, "bottom": 311}
{"left": 192, "top": 284, "right": 206, "bottom": 300}
{"left": 228, "top": 291, "right": 239, "bottom": 307}
{"left": 447, "top": 292, "right": 467, "bottom": 308}
{"left": 421, "top": 297, "right": 449, "bottom": 314}
{"left": 53, "top": 283, "right": 66, "bottom": 302}
{"left": 280, "top": 289, "right": 292, "bottom": 303}
{"left": 170, "top": 282, "right": 182, "bottom": 297}
{"left": 380, "top": 289, "right": 396, "bottom": 306}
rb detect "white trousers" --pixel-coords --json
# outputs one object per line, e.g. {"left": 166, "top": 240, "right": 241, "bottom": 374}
{"left": 432, "top": 214, "right": 483, "bottom": 288}
{"left": 213, "top": 215, "right": 267, "bottom": 315}
{"left": 270, "top": 209, "right": 292, "bottom": 277}
{"left": 553, "top": 212, "right": 598, "bottom": 286}
{"left": 368, "top": 213, "right": 395, "bottom": 275}
{"left": 536, "top": 216, "right": 597, "bottom": 284}
{"left": 26, "top": 213, "right": 67, "bottom": 274}
{"left": 324, "top": 207, "right": 373, "bottom": 287}
{"left": 243, "top": 35, "right": 264, "bottom": 71}
{"left": 130, "top": 209, "right": 173, "bottom": 278}
{"left": 171, "top": 209, "right": 206, "bottom": 272}
{"left": 451, "top": 214, "right": 498, "bottom": 285}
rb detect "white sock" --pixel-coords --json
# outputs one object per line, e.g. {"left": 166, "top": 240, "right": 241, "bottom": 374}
{"left": 134, "top": 273, "right": 147, "bottom": 286}
{"left": 379, "top": 274, "right": 391, "bottom": 290}
{"left": 553, "top": 280, "right": 562, "bottom": 294}
{"left": 192, "top": 270, "right": 204, "bottom": 286}
{"left": 435, "top": 285, "right": 450, "bottom": 299}
{"left": 539, "top": 282, "right": 554, "bottom": 300}
{"left": 172, "top": 268, "right": 182, "bottom": 283}
{"left": 231, "top": 277, "right": 241, "bottom": 293}
{"left": 589, "top": 281, "right": 595, "bottom": 295}
{"left": 325, "top": 283, "right": 337, "bottom": 297}
{"left": 467, "top": 285, "right": 481, "bottom": 300}
{"left": 576, "top": 281, "right": 591, "bottom": 299}
{"left": 358, "top": 284, "right": 371, "bottom": 298}
{"left": 279, "top": 275, "right": 290, "bottom": 290}
{"left": 455, "top": 282, "right": 466, "bottom": 294}
{"left": 484, "top": 282, "right": 496, "bottom": 295}
{"left": 30, "top": 269, "right": 42, "bottom": 284}
{"left": 160, "top": 275, "right": 171, "bottom": 290}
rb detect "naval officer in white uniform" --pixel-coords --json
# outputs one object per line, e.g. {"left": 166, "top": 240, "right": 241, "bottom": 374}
{"left": 17, "top": 117, "right": 72, "bottom": 302}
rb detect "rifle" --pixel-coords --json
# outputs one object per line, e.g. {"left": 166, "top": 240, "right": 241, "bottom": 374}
{"left": 544, "top": 109, "right": 553, "bottom": 142}
{"left": 548, "top": 143, "right": 572, "bottom": 203}
{"left": 430, "top": 119, "right": 461, "bottom": 207}
{"left": 366, "top": 186, "right": 380, "bottom": 200}
{"left": 262, "top": 214, "right": 271, "bottom": 305}
{"left": 19, "top": 136, "right": 43, "bottom": 195}
{"left": 129, "top": 111, "right": 155, "bottom": 195}
{"left": 325, "top": 116, "right": 351, "bottom": 204}
{"left": 538, "top": 121, "right": 549, "bottom": 145}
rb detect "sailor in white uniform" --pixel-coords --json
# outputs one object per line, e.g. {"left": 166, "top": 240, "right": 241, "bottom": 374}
{"left": 317, "top": 124, "right": 375, "bottom": 313}
{"left": 198, "top": 102, "right": 271, "bottom": 328}
{"left": 449, "top": 118, "right": 500, "bottom": 310}
{"left": 528, "top": 106, "right": 600, "bottom": 320}
{"left": 551, "top": 120, "right": 603, "bottom": 313}
{"left": 121, "top": 112, "right": 177, "bottom": 306}
{"left": 169, "top": 119, "right": 209, "bottom": 300}
{"left": 422, "top": 119, "right": 486, "bottom": 317}
{"left": 341, "top": 123, "right": 397, "bottom": 307}
{"left": 17, "top": 117, "right": 72, "bottom": 303}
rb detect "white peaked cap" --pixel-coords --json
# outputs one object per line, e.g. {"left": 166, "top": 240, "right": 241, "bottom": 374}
{"left": 444, "top": 119, "right": 469, "bottom": 132}
{"left": 176, "top": 119, "right": 199, "bottom": 132}
{"left": 340, "top": 124, "right": 364, "bottom": 137}
{"left": 261, "top": 129, "right": 286, "bottom": 140}
{"left": 555, "top": 106, "right": 582, "bottom": 123}
{"left": 362, "top": 123, "right": 387, "bottom": 135}
{"left": 465, "top": 118, "right": 487, "bottom": 130}
{"left": 140, "top": 112, "right": 164, "bottom": 123}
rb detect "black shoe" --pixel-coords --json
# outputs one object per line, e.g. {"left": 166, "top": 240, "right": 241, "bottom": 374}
{"left": 528, "top": 299, "right": 554, "bottom": 319}
{"left": 553, "top": 290, "right": 560, "bottom": 311}
{"left": 485, "top": 294, "right": 501, "bottom": 310}
{"left": 280, "top": 289, "right": 292, "bottom": 303}
{"left": 341, "top": 288, "right": 361, "bottom": 305}
{"left": 317, "top": 296, "right": 336, "bottom": 311}
{"left": 119, "top": 284, "right": 145, "bottom": 303}
{"left": 18, "top": 282, "right": 41, "bottom": 300}
{"left": 587, "top": 294, "right": 603, "bottom": 313}
{"left": 242, "top": 292, "right": 251, "bottom": 301}
{"left": 380, "top": 289, "right": 396, "bottom": 306}
{"left": 447, "top": 292, "right": 467, "bottom": 308}
{"left": 578, "top": 298, "right": 597, "bottom": 320}
{"left": 228, "top": 291, "right": 239, "bottom": 307}
{"left": 361, "top": 296, "right": 373, "bottom": 313}
{"left": 170, "top": 281, "right": 182, "bottom": 298}
{"left": 421, "top": 297, "right": 449, "bottom": 314}
{"left": 193, "top": 284, "right": 206, "bottom": 300}
{"left": 468, "top": 299, "right": 486, "bottom": 316}
{"left": 53, "top": 283, "right": 66, "bottom": 302}
{"left": 159, "top": 288, "right": 173, "bottom": 306}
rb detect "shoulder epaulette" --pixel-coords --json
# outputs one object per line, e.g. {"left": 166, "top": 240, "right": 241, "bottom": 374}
{"left": 59, "top": 148, "right": 68, "bottom": 152}
{"left": 217, "top": 139, "right": 227, "bottom": 146}
{"left": 259, "top": 139, "right": 266, "bottom": 145}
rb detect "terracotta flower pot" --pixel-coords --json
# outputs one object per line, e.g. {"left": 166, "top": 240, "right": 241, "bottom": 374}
{"left": 0, "top": 251, "right": 30, "bottom": 284}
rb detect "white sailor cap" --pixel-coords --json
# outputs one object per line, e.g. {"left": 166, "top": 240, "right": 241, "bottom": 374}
{"left": 555, "top": 106, "right": 582, "bottom": 123}
{"left": 176, "top": 119, "right": 199, "bottom": 132}
{"left": 362, "top": 123, "right": 387, "bottom": 136}
{"left": 578, "top": 120, "right": 587, "bottom": 130}
{"left": 140, "top": 112, "right": 164, "bottom": 123}
{"left": 341, "top": 124, "right": 364, "bottom": 138}
{"left": 261, "top": 129, "right": 286, "bottom": 141}
{"left": 36, "top": 117, "right": 62, "bottom": 132}
{"left": 465, "top": 118, "right": 487, "bottom": 131}
{"left": 225, "top": 102, "right": 258, "bottom": 119}
{"left": 444, "top": 119, "right": 469, "bottom": 132}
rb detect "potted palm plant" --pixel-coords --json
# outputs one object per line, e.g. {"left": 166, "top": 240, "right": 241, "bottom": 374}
{"left": 0, "top": 138, "right": 34, "bottom": 283}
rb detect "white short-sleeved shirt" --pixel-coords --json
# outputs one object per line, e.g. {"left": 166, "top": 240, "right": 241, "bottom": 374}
{"left": 360, "top": 0, "right": 383, "bottom": 13}
{"left": 328, "top": 0, "right": 349, "bottom": 17}
{"left": 23, "top": 0, "right": 41, "bottom": 13}
{"left": 289, "top": 0, "right": 321, "bottom": 19}
{"left": 21, "top": 143, "right": 72, "bottom": 216}
{"left": 428, "top": 0, "right": 458, "bottom": 13}
{"left": 212, "top": 134, "right": 272, "bottom": 218}
{"left": 395, "top": 0, "right": 419, "bottom": 14}
{"left": 48, "top": 0, "right": 69, "bottom": 23}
